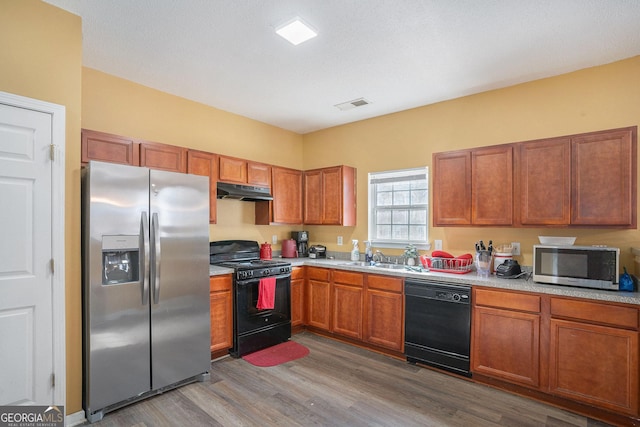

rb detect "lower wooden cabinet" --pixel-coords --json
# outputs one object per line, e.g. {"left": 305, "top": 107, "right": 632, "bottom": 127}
{"left": 549, "top": 298, "right": 639, "bottom": 416}
{"left": 306, "top": 267, "right": 331, "bottom": 331}
{"left": 209, "top": 275, "right": 233, "bottom": 354}
{"left": 364, "top": 275, "right": 404, "bottom": 352}
{"left": 290, "top": 267, "right": 305, "bottom": 328}
{"left": 331, "top": 270, "right": 364, "bottom": 340}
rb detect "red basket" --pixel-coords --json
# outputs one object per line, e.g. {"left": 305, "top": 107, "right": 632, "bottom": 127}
{"left": 420, "top": 255, "right": 473, "bottom": 274}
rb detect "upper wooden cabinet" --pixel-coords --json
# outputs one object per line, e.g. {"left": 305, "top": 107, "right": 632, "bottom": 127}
{"left": 140, "top": 141, "right": 187, "bottom": 173}
{"left": 256, "top": 166, "right": 303, "bottom": 225}
{"left": 218, "top": 155, "right": 271, "bottom": 187}
{"left": 472, "top": 145, "right": 513, "bottom": 225}
{"left": 571, "top": 127, "right": 636, "bottom": 227}
{"left": 304, "top": 166, "right": 357, "bottom": 226}
{"left": 248, "top": 162, "right": 271, "bottom": 187}
{"left": 187, "top": 150, "right": 217, "bottom": 224}
{"left": 433, "top": 145, "right": 512, "bottom": 226}
{"left": 434, "top": 126, "right": 637, "bottom": 228}
{"left": 432, "top": 151, "right": 471, "bottom": 225}
{"left": 516, "top": 137, "right": 571, "bottom": 225}
{"left": 81, "top": 129, "right": 140, "bottom": 166}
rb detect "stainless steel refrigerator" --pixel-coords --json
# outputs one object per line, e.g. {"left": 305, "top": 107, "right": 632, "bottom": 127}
{"left": 82, "top": 161, "right": 211, "bottom": 423}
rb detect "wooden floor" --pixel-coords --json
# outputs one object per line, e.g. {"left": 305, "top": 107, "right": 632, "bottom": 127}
{"left": 86, "top": 332, "right": 613, "bottom": 427}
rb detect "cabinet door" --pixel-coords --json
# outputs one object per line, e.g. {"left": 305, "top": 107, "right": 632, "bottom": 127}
{"left": 247, "top": 162, "right": 271, "bottom": 187}
{"left": 290, "top": 267, "right": 305, "bottom": 328}
{"left": 472, "top": 306, "right": 540, "bottom": 388}
{"left": 472, "top": 145, "right": 513, "bottom": 225}
{"left": 140, "top": 141, "right": 187, "bottom": 173}
{"left": 271, "top": 166, "right": 303, "bottom": 224}
{"left": 209, "top": 275, "right": 233, "bottom": 353}
{"left": 432, "top": 151, "right": 471, "bottom": 225}
{"left": 364, "top": 275, "right": 404, "bottom": 352}
{"left": 332, "top": 284, "right": 363, "bottom": 339}
{"left": 307, "top": 268, "right": 331, "bottom": 331}
{"left": 517, "top": 138, "right": 570, "bottom": 225}
{"left": 187, "top": 150, "right": 217, "bottom": 224}
{"left": 322, "top": 166, "right": 343, "bottom": 225}
{"left": 303, "top": 169, "right": 323, "bottom": 224}
{"left": 549, "top": 318, "right": 639, "bottom": 415}
{"left": 218, "top": 155, "right": 247, "bottom": 183}
{"left": 81, "top": 129, "right": 140, "bottom": 166}
{"left": 571, "top": 127, "right": 636, "bottom": 227}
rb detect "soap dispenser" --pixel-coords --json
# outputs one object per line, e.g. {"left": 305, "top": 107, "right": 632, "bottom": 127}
{"left": 351, "top": 239, "right": 360, "bottom": 261}
{"left": 364, "top": 241, "right": 373, "bottom": 263}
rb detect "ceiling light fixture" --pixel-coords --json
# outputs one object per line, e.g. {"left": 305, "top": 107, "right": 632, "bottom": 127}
{"left": 276, "top": 17, "right": 317, "bottom": 46}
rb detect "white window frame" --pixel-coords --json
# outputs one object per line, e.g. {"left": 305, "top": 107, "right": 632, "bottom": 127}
{"left": 368, "top": 167, "right": 430, "bottom": 250}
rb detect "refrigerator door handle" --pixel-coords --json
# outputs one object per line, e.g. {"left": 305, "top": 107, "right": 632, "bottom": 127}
{"left": 151, "top": 212, "right": 161, "bottom": 304}
{"left": 141, "top": 212, "right": 150, "bottom": 305}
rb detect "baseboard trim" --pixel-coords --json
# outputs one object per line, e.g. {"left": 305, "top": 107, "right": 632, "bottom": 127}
{"left": 65, "top": 410, "right": 85, "bottom": 426}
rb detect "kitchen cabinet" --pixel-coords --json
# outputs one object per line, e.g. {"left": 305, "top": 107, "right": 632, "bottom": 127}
{"left": 472, "top": 288, "right": 541, "bottom": 388}
{"left": 471, "top": 145, "right": 513, "bottom": 225}
{"left": 81, "top": 128, "right": 140, "bottom": 166}
{"left": 291, "top": 267, "right": 305, "bottom": 328}
{"left": 218, "top": 155, "right": 271, "bottom": 187}
{"left": 571, "top": 127, "right": 636, "bottom": 227}
{"left": 549, "top": 298, "right": 639, "bottom": 416}
{"left": 247, "top": 162, "right": 271, "bottom": 187}
{"left": 306, "top": 267, "right": 331, "bottom": 331}
{"left": 433, "top": 145, "right": 512, "bottom": 226}
{"left": 218, "top": 155, "right": 247, "bottom": 184}
{"left": 331, "top": 270, "right": 364, "bottom": 340}
{"left": 516, "top": 137, "right": 571, "bottom": 225}
{"left": 255, "top": 166, "right": 303, "bottom": 225}
{"left": 432, "top": 151, "right": 471, "bottom": 225}
{"left": 187, "top": 150, "right": 217, "bottom": 224}
{"left": 139, "top": 141, "right": 187, "bottom": 173}
{"left": 364, "top": 274, "right": 404, "bottom": 352}
{"left": 304, "top": 165, "right": 357, "bottom": 226}
{"left": 209, "top": 274, "right": 233, "bottom": 354}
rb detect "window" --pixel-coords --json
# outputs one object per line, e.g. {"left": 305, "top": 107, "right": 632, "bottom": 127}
{"left": 368, "top": 167, "right": 429, "bottom": 249}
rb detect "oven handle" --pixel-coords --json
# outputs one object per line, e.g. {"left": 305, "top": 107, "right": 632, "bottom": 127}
{"left": 236, "top": 273, "right": 291, "bottom": 286}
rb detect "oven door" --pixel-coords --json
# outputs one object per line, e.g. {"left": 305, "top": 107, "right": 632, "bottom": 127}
{"left": 233, "top": 273, "right": 291, "bottom": 356}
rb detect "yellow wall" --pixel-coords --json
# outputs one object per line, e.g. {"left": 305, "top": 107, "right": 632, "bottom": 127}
{"left": 303, "top": 56, "right": 640, "bottom": 269}
{"left": 0, "top": 0, "right": 83, "bottom": 414}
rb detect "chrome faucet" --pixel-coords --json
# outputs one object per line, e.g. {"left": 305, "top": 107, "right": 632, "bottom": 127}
{"left": 372, "top": 250, "right": 385, "bottom": 264}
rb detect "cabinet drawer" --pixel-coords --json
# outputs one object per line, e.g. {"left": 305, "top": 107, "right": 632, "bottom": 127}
{"left": 307, "top": 267, "right": 330, "bottom": 282}
{"left": 551, "top": 298, "right": 638, "bottom": 329}
{"left": 474, "top": 288, "right": 540, "bottom": 313}
{"left": 333, "top": 270, "right": 364, "bottom": 287}
{"left": 291, "top": 266, "right": 304, "bottom": 280}
{"left": 210, "top": 275, "right": 232, "bottom": 292}
{"left": 367, "top": 274, "right": 403, "bottom": 293}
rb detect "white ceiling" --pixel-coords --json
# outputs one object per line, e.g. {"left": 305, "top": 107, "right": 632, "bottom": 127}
{"left": 44, "top": 0, "right": 640, "bottom": 134}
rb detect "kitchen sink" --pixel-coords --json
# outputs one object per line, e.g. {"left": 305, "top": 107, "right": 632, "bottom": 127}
{"left": 373, "top": 263, "right": 406, "bottom": 270}
{"left": 341, "top": 261, "right": 372, "bottom": 267}
{"left": 340, "top": 261, "right": 409, "bottom": 270}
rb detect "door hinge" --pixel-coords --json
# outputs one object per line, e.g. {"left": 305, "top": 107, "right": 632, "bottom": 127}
{"left": 50, "top": 259, "right": 55, "bottom": 274}
{"left": 51, "top": 373, "right": 55, "bottom": 387}
{"left": 50, "top": 144, "right": 55, "bottom": 161}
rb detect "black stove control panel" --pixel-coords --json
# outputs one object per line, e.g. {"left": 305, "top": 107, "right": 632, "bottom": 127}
{"left": 237, "top": 265, "right": 291, "bottom": 280}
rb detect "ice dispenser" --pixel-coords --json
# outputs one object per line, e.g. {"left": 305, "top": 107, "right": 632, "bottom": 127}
{"left": 102, "top": 235, "right": 140, "bottom": 285}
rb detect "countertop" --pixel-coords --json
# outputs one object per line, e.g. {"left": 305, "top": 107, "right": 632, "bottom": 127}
{"left": 210, "top": 258, "right": 640, "bottom": 305}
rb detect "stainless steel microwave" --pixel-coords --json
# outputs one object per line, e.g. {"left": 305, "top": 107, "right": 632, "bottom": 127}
{"left": 533, "top": 245, "right": 620, "bottom": 290}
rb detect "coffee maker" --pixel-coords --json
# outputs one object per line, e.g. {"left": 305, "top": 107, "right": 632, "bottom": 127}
{"left": 291, "top": 231, "right": 309, "bottom": 257}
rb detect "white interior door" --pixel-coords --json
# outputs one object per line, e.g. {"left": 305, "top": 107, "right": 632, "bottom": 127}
{"left": 0, "top": 103, "right": 55, "bottom": 405}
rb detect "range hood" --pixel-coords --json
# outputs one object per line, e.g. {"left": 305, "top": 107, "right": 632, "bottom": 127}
{"left": 216, "top": 182, "right": 273, "bottom": 202}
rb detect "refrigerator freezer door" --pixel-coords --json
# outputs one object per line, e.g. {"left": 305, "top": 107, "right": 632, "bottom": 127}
{"left": 149, "top": 169, "right": 211, "bottom": 390}
{"left": 83, "top": 162, "right": 151, "bottom": 413}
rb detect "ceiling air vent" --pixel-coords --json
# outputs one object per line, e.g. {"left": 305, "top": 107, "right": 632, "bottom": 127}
{"left": 334, "top": 98, "right": 372, "bottom": 111}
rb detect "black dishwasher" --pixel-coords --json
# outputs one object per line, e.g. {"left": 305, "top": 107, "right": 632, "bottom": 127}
{"left": 405, "top": 279, "right": 471, "bottom": 376}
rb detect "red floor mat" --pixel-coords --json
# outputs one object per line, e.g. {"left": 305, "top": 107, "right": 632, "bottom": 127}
{"left": 242, "top": 341, "right": 310, "bottom": 367}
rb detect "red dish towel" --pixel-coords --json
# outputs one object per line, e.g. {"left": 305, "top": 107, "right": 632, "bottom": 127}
{"left": 256, "top": 277, "right": 276, "bottom": 310}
